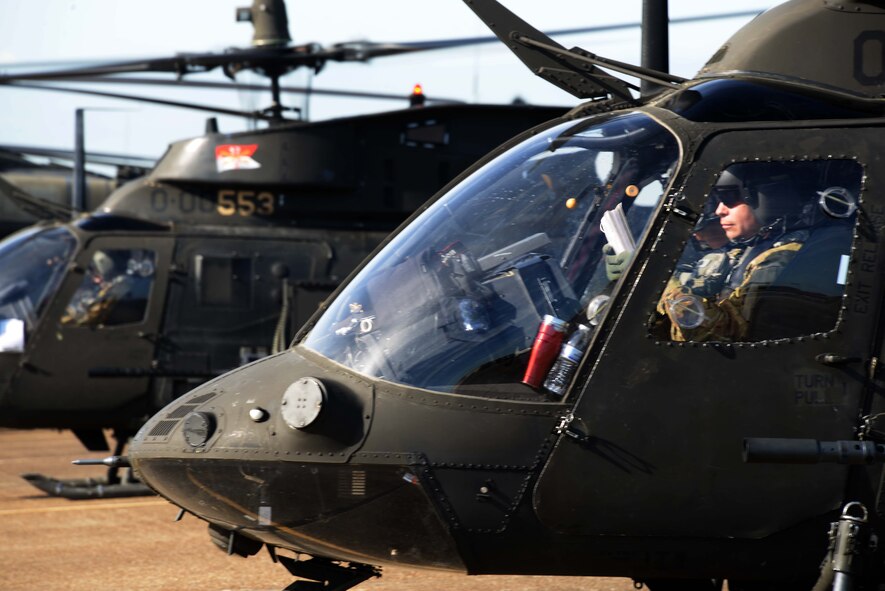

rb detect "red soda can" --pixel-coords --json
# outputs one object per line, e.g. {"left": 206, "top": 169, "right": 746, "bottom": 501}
{"left": 522, "top": 315, "right": 568, "bottom": 388}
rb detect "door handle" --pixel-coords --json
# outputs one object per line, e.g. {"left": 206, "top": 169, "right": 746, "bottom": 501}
{"left": 815, "top": 353, "right": 862, "bottom": 366}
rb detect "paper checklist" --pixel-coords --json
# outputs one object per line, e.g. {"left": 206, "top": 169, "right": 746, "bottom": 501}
{"left": 600, "top": 203, "right": 635, "bottom": 254}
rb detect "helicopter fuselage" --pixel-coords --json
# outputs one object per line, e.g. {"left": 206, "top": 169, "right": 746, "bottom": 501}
{"left": 129, "top": 75, "right": 885, "bottom": 586}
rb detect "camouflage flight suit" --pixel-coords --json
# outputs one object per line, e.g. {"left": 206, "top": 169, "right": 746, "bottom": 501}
{"left": 61, "top": 274, "right": 133, "bottom": 327}
{"left": 657, "top": 230, "right": 806, "bottom": 342}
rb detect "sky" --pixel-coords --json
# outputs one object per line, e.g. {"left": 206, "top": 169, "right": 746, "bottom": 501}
{"left": 0, "top": 0, "right": 780, "bottom": 165}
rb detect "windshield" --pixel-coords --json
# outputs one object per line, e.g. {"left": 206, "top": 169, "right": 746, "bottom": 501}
{"left": 0, "top": 225, "right": 77, "bottom": 336}
{"left": 304, "top": 112, "right": 680, "bottom": 399}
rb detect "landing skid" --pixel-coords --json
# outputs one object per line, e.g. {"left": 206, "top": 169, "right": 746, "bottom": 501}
{"left": 21, "top": 472, "right": 152, "bottom": 499}
{"left": 21, "top": 429, "right": 153, "bottom": 499}
{"left": 278, "top": 556, "right": 380, "bottom": 591}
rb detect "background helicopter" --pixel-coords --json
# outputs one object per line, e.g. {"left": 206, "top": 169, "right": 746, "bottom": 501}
{"left": 0, "top": 0, "right": 580, "bottom": 499}
{"left": 122, "top": 0, "right": 885, "bottom": 590}
{"left": 0, "top": 143, "right": 153, "bottom": 238}
{"left": 0, "top": 1, "right": 771, "bottom": 500}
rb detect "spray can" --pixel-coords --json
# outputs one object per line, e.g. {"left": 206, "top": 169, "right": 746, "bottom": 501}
{"left": 543, "top": 324, "right": 591, "bottom": 396}
{"left": 522, "top": 315, "right": 568, "bottom": 389}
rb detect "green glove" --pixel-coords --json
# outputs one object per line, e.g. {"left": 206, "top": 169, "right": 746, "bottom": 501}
{"left": 603, "top": 244, "right": 631, "bottom": 281}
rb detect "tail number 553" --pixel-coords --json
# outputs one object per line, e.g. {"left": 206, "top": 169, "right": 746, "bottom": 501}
{"left": 217, "top": 190, "right": 275, "bottom": 216}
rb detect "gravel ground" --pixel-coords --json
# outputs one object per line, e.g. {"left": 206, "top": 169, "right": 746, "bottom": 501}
{"left": 0, "top": 428, "right": 638, "bottom": 591}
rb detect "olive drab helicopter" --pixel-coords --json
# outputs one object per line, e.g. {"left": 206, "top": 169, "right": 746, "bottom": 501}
{"left": 0, "top": 0, "right": 579, "bottom": 498}
{"left": 0, "top": 144, "right": 151, "bottom": 238}
{"left": 119, "top": 0, "right": 885, "bottom": 590}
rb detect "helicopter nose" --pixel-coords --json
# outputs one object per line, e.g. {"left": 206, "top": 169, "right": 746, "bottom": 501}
{"left": 129, "top": 348, "right": 464, "bottom": 571}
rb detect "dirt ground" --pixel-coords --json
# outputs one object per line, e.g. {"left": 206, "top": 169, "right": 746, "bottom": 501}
{"left": 0, "top": 428, "right": 638, "bottom": 591}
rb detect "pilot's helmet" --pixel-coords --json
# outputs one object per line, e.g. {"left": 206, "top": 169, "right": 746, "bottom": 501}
{"left": 711, "top": 163, "right": 803, "bottom": 232}
{"left": 91, "top": 251, "right": 114, "bottom": 278}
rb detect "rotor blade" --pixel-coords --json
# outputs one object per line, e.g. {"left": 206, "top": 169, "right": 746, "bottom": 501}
{"left": 1, "top": 81, "right": 279, "bottom": 122}
{"left": 1, "top": 144, "right": 156, "bottom": 170}
{"left": 26, "top": 75, "right": 465, "bottom": 105}
{"left": 0, "top": 55, "right": 217, "bottom": 81}
{"left": 0, "top": 173, "right": 73, "bottom": 221}
{"left": 0, "top": 42, "right": 399, "bottom": 84}
{"left": 0, "top": 9, "right": 765, "bottom": 84}
{"left": 460, "top": 0, "right": 635, "bottom": 100}
{"left": 517, "top": 36, "right": 687, "bottom": 86}
{"left": 459, "top": 0, "right": 738, "bottom": 99}
{"left": 0, "top": 45, "right": 324, "bottom": 82}
{"left": 384, "top": 9, "right": 766, "bottom": 53}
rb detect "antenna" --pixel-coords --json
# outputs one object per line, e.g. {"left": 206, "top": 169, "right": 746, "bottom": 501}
{"left": 73, "top": 109, "right": 86, "bottom": 215}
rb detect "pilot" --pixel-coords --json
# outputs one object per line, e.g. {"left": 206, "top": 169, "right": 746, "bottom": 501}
{"left": 659, "top": 164, "right": 807, "bottom": 341}
{"left": 61, "top": 250, "right": 133, "bottom": 326}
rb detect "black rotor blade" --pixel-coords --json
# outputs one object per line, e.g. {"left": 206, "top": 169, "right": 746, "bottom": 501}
{"left": 0, "top": 174, "right": 73, "bottom": 221}
{"left": 0, "top": 9, "right": 765, "bottom": 84}
{"left": 385, "top": 9, "right": 765, "bottom": 52}
{"left": 31, "top": 75, "right": 465, "bottom": 104}
{"left": 0, "top": 46, "right": 319, "bottom": 82}
{"left": 1, "top": 144, "right": 155, "bottom": 169}
{"left": 461, "top": 0, "right": 635, "bottom": 100}
{"left": 458, "top": 0, "right": 748, "bottom": 99}
{"left": 1, "top": 81, "right": 279, "bottom": 122}
{"left": 0, "top": 54, "right": 217, "bottom": 81}
{"left": 0, "top": 43, "right": 381, "bottom": 84}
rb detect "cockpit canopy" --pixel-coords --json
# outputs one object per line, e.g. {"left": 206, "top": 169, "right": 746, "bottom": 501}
{"left": 304, "top": 112, "right": 679, "bottom": 399}
{"left": 0, "top": 226, "right": 76, "bottom": 351}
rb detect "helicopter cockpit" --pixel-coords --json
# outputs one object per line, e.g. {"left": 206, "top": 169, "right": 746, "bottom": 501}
{"left": 60, "top": 247, "right": 157, "bottom": 328}
{"left": 0, "top": 220, "right": 160, "bottom": 355}
{"left": 0, "top": 225, "right": 76, "bottom": 352}
{"left": 304, "top": 112, "right": 679, "bottom": 399}
{"left": 652, "top": 159, "right": 862, "bottom": 344}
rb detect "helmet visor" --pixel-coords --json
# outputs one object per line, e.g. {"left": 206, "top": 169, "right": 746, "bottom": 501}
{"left": 711, "top": 184, "right": 745, "bottom": 208}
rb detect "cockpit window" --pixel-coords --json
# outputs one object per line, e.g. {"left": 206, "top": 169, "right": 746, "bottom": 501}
{"left": 0, "top": 226, "right": 76, "bottom": 351}
{"left": 304, "top": 112, "right": 679, "bottom": 399}
{"left": 61, "top": 248, "right": 157, "bottom": 327}
{"left": 650, "top": 159, "right": 861, "bottom": 342}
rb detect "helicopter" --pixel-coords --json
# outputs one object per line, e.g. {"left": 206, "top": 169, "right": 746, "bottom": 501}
{"left": 0, "top": 0, "right": 577, "bottom": 498}
{"left": 0, "top": 143, "right": 151, "bottom": 238}
{"left": 119, "top": 0, "right": 885, "bottom": 590}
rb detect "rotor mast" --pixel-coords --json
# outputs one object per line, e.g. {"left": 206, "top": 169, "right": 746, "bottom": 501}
{"left": 641, "top": 0, "right": 670, "bottom": 97}
{"left": 237, "top": 0, "right": 295, "bottom": 122}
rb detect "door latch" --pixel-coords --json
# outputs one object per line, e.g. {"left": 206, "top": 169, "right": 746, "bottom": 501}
{"left": 555, "top": 411, "right": 589, "bottom": 442}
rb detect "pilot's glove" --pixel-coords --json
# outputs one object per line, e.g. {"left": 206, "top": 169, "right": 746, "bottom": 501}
{"left": 665, "top": 290, "right": 706, "bottom": 330}
{"left": 603, "top": 243, "right": 631, "bottom": 281}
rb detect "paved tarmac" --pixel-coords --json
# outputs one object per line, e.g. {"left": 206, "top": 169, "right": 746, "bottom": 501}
{"left": 0, "top": 428, "right": 637, "bottom": 591}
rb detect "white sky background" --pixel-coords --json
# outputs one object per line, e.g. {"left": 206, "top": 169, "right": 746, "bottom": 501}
{"left": 0, "top": 0, "right": 779, "bottom": 162}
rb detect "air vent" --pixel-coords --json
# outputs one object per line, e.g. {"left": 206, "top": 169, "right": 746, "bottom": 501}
{"left": 142, "top": 391, "right": 220, "bottom": 444}
{"left": 188, "top": 391, "right": 218, "bottom": 404}
{"left": 146, "top": 420, "right": 179, "bottom": 440}
{"left": 167, "top": 404, "right": 199, "bottom": 419}
{"left": 338, "top": 470, "right": 367, "bottom": 498}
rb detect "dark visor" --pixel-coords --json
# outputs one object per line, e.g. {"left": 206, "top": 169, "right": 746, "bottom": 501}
{"left": 711, "top": 185, "right": 744, "bottom": 208}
